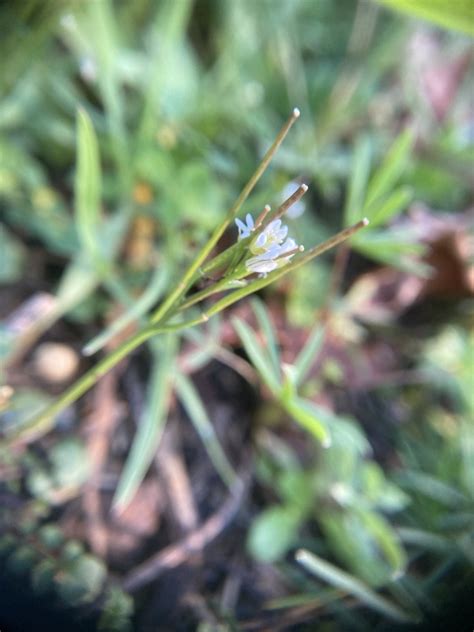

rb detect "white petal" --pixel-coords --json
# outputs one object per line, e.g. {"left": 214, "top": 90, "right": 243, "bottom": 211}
{"left": 279, "top": 237, "right": 297, "bottom": 253}
{"left": 255, "top": 232, "right": 267, "bottom": 248}
{"left": 235, "top": 217, "right": 251, "bottom": 239}
{"left": 246, "top": 257, "right": 278, "bottom": 274}
{"left": 267, "top": 219, "right": 282, "bottom": 233}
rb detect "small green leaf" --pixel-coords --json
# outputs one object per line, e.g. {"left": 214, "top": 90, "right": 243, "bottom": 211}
{"left": 75, "top": 107, "right": 102, "bottom": 263}
{"left": 248, "top": 505, "right": 301, "bottom": 563}
{"left": 284, "top": 397, "right": 331, "bottom": 446}
{"left": 376, "top": 0, "right": 474, "bottom": 35}
{"left": 0, "top": 225, "right": 25, "bottom": 282}
{"left": 83, "top": 263, "right": 169, "bottom": 355}
{"left": 364, "top": 186, "right": 413, "bottom": 229}
{"left": 295, "top": 549, "right": 415, "bottom": 622}
{"left": 356, "top": 508, "right": 407, "bottom": 577}
{"left": 38, "top": 525, "right": 64, "bottom": 551}
{"left": 175, "top": 373, "right": 237, "bottom": 488}
{"left": 292, "top": 324, "right": 325, "bottom": 388}
{"left": 233, "top": 317, "right": 280, "bottom": 394}
{"left": 251, "top": 298, "right": 280, "bottom": 378}
{"left": 364, "top": 130, "right": 414, "bottom": 210}
{"left": 397, "top": 528, "right": 450, "bottom": 552}
{"left": 344, "top": 136, "right": 372, "bottom": 227}
{"left": 112, "top": 336, "right": 176, "bottom": 511}
{"left": 56, "top": 554, "right": 106, "bottom": 605}
{"left": 397, "top": 471, "right": 468, "bottom": 507}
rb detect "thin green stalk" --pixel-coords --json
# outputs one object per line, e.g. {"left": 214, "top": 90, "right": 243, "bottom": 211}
{"left": 4, "top": 317, "right": 203, "bottom": 446}
{"left": 175, "top": 277, "right": 233, "bottom": 313}
{"left": 149, "top": 108, "right": 301, "bottom": 325}
{"left": 196, "top": 219, "right": 369, "bottom": 319}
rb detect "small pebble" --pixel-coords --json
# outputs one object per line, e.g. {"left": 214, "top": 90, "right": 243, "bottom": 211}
{"left": 33, "top": 343, "right": 79, "bottom": 383}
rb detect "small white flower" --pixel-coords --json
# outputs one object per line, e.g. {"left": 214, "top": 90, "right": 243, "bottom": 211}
{"left": 235, "top": 213, "right": 302, "bottom": 277}
{"left": 246, "top": 236, "right": 300, "bottom": 276}
{"left": 235, "top": 213, "right": 254, "bottom": 239}
{"left": 250, "top": 219, "right": 288, "bottom": 254}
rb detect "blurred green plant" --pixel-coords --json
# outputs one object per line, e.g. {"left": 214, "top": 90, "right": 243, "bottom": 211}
{"left": 0, "top": 1, "right": 472, "bottom": 628}
{"left": 0, "top": 522, "right": 133, "bottom": 630}
{"left": 1, "top": 106, "right": 368, "bottom": 513}
{"left": 234, "top": 300, "right": 409, "bottom": 593}
{"left": 375, "top": 0, "right": 474, "bottom": 36}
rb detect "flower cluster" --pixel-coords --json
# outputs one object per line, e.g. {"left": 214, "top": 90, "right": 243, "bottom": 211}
{"left": 235, "top": 213, "right": 301, "bottom": 276}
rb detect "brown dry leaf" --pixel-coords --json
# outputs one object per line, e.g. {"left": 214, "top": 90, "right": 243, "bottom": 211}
{"left": 347, "top": 206, "right": 473, "bottom": 323}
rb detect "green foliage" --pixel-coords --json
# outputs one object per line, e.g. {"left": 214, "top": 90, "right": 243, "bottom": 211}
{"left": 1, "top": 1, "right": 472, "bottom": 628}
{"left": 296, "top": 549, "right": 416, "bottom": 622}
{"left": 25, "top": 438, "right": 90, "bottom": 503}
{"left": 0, "top": 525, "right": 133, "bottom": 628}
{"left": 344, "top": 130, "right": 428, "bottom": 272}
{"left": 248, "top": 505, "right": 302, "bottom": 563}
{"left": 376, "top": 0, "right": 474, "bottom": 35}
{"left": 240, "top": 301, "right": 408, "bottom": 586}
{"left": 233, "top": 301, "right": 330, "bottom": 445}
{"left": 112, "top": 336, "right": 177, "bottom": 511}
{"left": 175, "top": 372, "right": 237, "bottom": 488}
{"left": 75, "top": 107, "right": 103, "bottom": 266}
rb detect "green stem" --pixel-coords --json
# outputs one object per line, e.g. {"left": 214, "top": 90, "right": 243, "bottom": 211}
{"left": 149, "top": 108, "right": 301, "bottom": 325}
{"left": 8, "top": 219, "right": 368, "bottom": 447}
{"left": 5, "top": 316, "right": 205, "bottom": 446}
{"left": 195, "top": 219, "right": 369, "bottom": 318}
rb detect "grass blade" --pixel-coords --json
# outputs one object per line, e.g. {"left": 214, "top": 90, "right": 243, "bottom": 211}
{"left": 364, "top": 185, "right": 413, "bottom": 229}
{"left": 295, "top": 549, "right": 416, "bottom": 623}
{"left": 365, "top": 129, "right": 413, "bottom": 209}
{"left": 112, "top": 335, "right": 176, "bottom": 512}
{"left": 232, "top": 317, "right": 280, "bottom": 394}
{"left": 292, "top": 324, "right": 325, "bottom": 388}
{"left": 83, "top": 264, "right": 169, "bottom": 355}
{"left": 75, "top": 107, "right": 102, "bottom": 264}
{"left": 251, "top": 298, "right": 280, "bottom": 378}
{"left": 376, "top": 0, "right": 474, "bottom": 36}
{"left": 344, "top": 136, "right": 371, "bottom": 227}
{"left": 175, "top": 373, "right": 237, "bottom": 488}
{"left": 284, "top": 397, "right": 331, "bottom": 446}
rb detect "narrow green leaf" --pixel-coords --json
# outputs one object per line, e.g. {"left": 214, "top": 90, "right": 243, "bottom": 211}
{"left": 376, "top": 0, "right": 474, "bottom": 36}
{"left": 112, "top": 336, "right": 176, "bottom": 512}
{"left": 365, "top": 130, "right": 414, "bottom": 210}
{"left": 344, "top": 136, "right": 372, "bottom": 226}
{"left": 292, "top": 324, "right": 325, "bottom": 388}
{"left": 397, "top": 471, "right": 468, "bottom": 507}
{"left": 251, "top": 298, "right": 280, "bottom": 378}
{"left": 397, "top": 528, "right": 450, "bottom": 552}
{"left": 356, "top": 509, "right": 407, "bottom": 577}
{"left": 364, "top": 186, "right": 413, "bottom": 229}
{"left": 83, "top": 264, "right": 169, "bottom": 355}
{"left": 284, "top": 397, "right": 331, "bottom": 446}
{"left": 295, "top": 549, "right": 415, "bottom": 623}
{"left": 232, "top": 317, "right": 280, "bottom": 394}
{"left": 248, "top": 505, "right": 301, "bottom": 563}
{"left": 75, "top": 108, "right": 102, "bottom": 263}
{"left": 175, "top": 373, "right": 236, "bottom": 488}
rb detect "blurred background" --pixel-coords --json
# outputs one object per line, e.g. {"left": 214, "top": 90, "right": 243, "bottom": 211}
{"left": 0, "top": 1, "right": 473, "bottom": 630}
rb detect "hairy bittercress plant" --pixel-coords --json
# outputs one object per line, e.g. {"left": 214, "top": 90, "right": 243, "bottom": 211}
{"left": 5, "top": 109, "right": 368, "bottom": 445}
